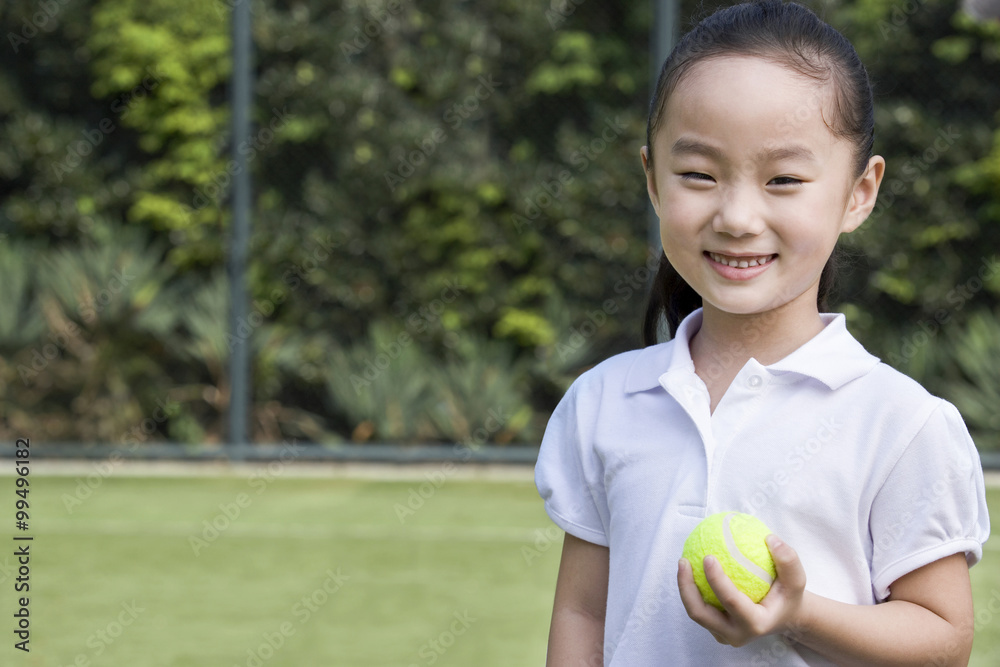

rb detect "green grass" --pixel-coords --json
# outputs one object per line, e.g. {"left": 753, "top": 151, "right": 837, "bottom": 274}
{"left": 2, "top": 472, "right": 561, "bottom": 666}
{"left": 0, "top": 473, "right": 997, "bottom": 666}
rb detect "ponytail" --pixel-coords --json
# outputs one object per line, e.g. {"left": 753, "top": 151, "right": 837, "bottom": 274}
{"left": 641, "top": 254, "right": 700, "bottom": 345}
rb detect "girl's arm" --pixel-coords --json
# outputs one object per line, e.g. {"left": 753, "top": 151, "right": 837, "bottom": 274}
{"left": 547, "top": 532, "right": 609, "bottom": 667}
{"left": 678, "top": 535, "right": 975, "bottom": 666}
{"left": 794, "top": 551, "right": 974, "bottom": 666}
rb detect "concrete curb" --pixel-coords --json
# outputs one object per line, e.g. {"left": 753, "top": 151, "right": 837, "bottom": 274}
{"left": 3, "top": 444, "right": 998, "bottom": 486}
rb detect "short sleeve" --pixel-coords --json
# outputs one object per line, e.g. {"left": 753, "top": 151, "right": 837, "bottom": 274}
{"left": 869, "top": 400, "right": 991, "bottom": 601}
{"left": 534, "top": 378, "right": 609, "bottom": 547}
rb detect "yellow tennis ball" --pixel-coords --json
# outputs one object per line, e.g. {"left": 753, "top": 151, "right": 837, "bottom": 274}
{"left": 682, "top": 511, "right": 777, "bottom": 610}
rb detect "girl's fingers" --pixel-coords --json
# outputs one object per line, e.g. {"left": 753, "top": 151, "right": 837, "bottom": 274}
{"left": 765, "top": 534, "right": 807, "bottom": 595}
{"left": 677, "top": 557, "right": 730, "bottom": 629}
{"left": 702, "top": 554, "right": 759, "bottom": 618}
{"left": 679, "top": 536, "right": 808, "bottom": 647}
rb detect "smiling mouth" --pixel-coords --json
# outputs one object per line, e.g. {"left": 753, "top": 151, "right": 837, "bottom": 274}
{"left": 706, "top": 252, "right": 776, "bottom": 268}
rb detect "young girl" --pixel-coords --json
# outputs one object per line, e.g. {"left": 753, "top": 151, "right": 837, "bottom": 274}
{"left": 535, "top": 1, "right": 991, "bottom": 665}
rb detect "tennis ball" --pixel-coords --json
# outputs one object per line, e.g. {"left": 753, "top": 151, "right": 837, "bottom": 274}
{"left": 682, "top": 511, "right": 777, "bottom": 610}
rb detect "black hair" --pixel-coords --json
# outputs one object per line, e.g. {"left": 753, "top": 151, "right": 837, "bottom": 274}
{"left": 641, "top": 0, "right": 875, "bottom": 345}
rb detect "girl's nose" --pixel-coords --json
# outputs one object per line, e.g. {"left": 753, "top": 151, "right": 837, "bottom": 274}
{"left": 712, "top": 185, "right": 765, "bottom": 237}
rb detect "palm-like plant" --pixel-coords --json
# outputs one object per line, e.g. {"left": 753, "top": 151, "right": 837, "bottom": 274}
{"left": 941, "top": 308, "right": 1000, "bottom": 451}
{"left": 5, "top": 221, "right": 179, "bottom": 442}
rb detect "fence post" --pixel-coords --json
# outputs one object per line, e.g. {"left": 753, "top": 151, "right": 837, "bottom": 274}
{"left": 228, "top": 0, "right": 254, "bottom": 459}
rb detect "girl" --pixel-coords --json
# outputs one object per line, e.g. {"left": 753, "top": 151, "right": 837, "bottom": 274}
{"left": 534, "top": 1, "right": 991, "bottom": 665}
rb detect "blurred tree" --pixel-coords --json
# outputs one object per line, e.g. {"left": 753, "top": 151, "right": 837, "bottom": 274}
{"left": 1, "top": 0, "right": 997, "bottom": 449}
{"left": 830, "top": 0, "right": 1000, "bottom": 450}
{"left": 87, "top": 0, "right": 232, "bottom": 268}
{"left": 248, "top": 0, "right": 653, "bottom": 440}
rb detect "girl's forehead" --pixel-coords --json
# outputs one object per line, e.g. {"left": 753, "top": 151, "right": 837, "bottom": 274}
{"left": 675, "top": 55, "right": 833, "bottom": 109}
{"left": 661, "top": 55, "right": 841, "bottom": 148}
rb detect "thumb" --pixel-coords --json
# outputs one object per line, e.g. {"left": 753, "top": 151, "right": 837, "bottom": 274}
{"left": 765, "top": 534, "right": 806, "bottom": 592}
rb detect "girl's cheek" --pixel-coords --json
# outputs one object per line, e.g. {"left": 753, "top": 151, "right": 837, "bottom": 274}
{"left": 663, "top": 197, "right": 710, "bottom": 229}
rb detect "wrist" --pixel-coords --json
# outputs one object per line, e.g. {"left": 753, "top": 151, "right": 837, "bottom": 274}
{"left": 781, "top": 590, "right": 818, "bottom": 645}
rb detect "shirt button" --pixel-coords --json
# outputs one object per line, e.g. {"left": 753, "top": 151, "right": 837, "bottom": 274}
{"left": 748, "top": 375, "right": 763, "bottom": 388}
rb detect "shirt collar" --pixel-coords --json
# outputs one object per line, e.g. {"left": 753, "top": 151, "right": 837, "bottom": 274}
{"left": 624, "top": 308, "right": 880, "bottom": 394}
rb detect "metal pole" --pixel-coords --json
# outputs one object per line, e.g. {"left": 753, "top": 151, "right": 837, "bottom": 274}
{"left": 228, "top": 0, "right": 253, "bottom": 458}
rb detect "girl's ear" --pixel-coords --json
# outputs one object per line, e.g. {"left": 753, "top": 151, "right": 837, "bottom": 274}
{"left": 842, "top": 155, "right": 886, "bottom": 234}
{"left": 641, "top": 146, "right": 661, "bottom": 212}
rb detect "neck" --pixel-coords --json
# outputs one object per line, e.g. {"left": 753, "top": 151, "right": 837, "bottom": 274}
{"left": 689, "top": 301, "right": 827, "bottom": 378}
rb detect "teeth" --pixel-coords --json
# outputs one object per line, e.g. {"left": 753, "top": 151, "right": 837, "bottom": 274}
{"left": 709, "top": 252, "right": 774, "bottom": 268}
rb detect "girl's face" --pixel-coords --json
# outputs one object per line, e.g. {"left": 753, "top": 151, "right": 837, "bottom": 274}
{"left": 642, "top": 56, "right": 883, "bottom": 322}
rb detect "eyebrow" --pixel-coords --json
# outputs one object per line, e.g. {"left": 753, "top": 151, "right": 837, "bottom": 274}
{"left": 755, "top": 145, "right": 817, "bottom": 164}
{"left": 670, "top": 138, "right": 724, "bottom": 161}
{"left": 670, "top": 138, "right": 817, "bottom": 164}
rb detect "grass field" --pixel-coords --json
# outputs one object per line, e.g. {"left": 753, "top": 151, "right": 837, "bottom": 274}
{"left": 1, "top": 466, "right": 997, "bottom": 666}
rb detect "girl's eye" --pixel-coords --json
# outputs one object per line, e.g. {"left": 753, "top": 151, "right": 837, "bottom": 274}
{"left": 768, "top": 176, "right": 802, "bottom": 186}
{"left": 680, "top": 172, "right": 714, "bottom": 182}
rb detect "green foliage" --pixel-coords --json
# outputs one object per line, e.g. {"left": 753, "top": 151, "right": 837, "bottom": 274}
{"left": 0, "top": 240, "right": 44, "bottom": 348}
{"left": 87, "top": 0, "right": 232, "bottom": 267}
{"left": 936, "top": 309, "right": 1000, "bottom": 451}
{"left": 826, "top": 0, "right": 1000, "bottom": 440}
{"left": 326, "top": 323, "right": 444, "bottom": 443}
{"left": 2, "top": 0, "right": 998, "bottom": 448}
{"left": 952, "top": 13, "right": 1000, "bottom": 221}
{"left": 526, "top": 32, "right": 605, "bottom": 94}
{"left": 427, "top": 339, "right": 534, "bottom": 444}
{"left": 1, "top": 221, "right": 177, "bottom": 442}
{"left": 326, "top": 324, "right": 533, "bottom": 444}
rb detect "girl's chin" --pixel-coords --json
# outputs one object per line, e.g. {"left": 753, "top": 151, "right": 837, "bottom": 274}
{"left": 700, "top": 290, "right": 818, "bottom": 320}
{"left": 701, "top": 303, "right": 773, "bottom": 318}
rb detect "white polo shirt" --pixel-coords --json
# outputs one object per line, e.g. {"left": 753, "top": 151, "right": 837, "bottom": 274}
{"left": 535, "top": 308, "right": 990, "bottom": 666}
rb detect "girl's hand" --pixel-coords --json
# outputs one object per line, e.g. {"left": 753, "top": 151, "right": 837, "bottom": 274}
{"left": 677, "top": 534, "right": 806, "bottom": 647}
